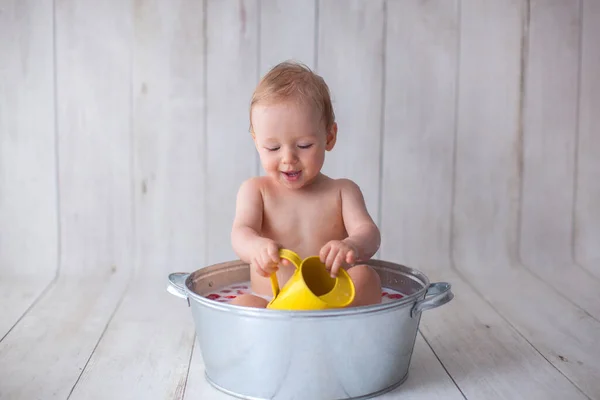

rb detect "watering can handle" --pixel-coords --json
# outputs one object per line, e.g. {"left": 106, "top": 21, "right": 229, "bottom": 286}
{"left": 270, "top": 249, "right": 303, "bottom": 297}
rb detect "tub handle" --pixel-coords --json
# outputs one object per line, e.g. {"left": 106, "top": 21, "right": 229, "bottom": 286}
{"left": 411, "top": 282, "right": 454, "bottom": 318}
{"left": 167, "top": 273, "right": 189, "bottom": 300}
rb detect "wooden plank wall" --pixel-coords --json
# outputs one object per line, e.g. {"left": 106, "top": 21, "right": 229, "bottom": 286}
{"left": 1, "top": 0, "right": 599, "bottom": 399}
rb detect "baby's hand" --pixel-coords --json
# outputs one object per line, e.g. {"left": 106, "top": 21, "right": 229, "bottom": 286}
{"left": 250, "top": 238, "right": 290, "bottom": 277}
{"left": 319, "top": 240, "right": 358, "bottom": 278}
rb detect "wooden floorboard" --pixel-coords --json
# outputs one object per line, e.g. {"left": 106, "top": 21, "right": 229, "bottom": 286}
{"left": 67, "top": 281, "right": 196, "bottom": 400}
{"left": 0, "top": 278, "right": 55, "bottom": 341}
{"left": 420, "top": 269, "right": 591, "bottom": 400}
{"left": 0, "top": 277, "right": 128, "bottom": 400}
{"left": 522, "top": 264, "right": 600, "bottom": 322}
{"left": 457, "top": 267, "right": 600, "bottom": 399}
{"left": 1, "top": 275, "right": 599, "bottom": 399}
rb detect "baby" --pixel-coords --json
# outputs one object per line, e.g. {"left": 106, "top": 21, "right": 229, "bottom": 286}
{"left": 230, "top": 61, "right": 382, "bottom": 308}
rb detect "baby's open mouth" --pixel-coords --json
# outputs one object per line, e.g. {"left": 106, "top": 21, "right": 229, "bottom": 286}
{"left": 282, "top": 171, "right": 301, "bottom": 181}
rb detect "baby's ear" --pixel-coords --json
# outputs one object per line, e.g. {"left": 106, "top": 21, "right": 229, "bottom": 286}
{"left": 325, "top": 122, "right": 338, "bottom": 151}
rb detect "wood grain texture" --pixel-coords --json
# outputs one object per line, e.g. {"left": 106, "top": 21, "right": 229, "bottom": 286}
{"left": 55, "top": 0, "right": 134, "bottom": 277}
{"left": 0, "top": 279, "right": 53, "bottom": 341}
{"left": 575, "top": 0, "right": 600, "bottom": 276}
{"left": 66, "top": 3, "right": 204, "bottom": 398}
{"left": 452, "top": 0, "right": 523, "bottom": 269}
{"left": 0, "top": 0, "right": 57, "bottom": 341}
{"left": 520, "top": 0, "right": 600, "bottom": 321}
{"left": 454, "top": 1, "right": 600, "bottom": 397}
{"left": 381, "top": 2, "right": 588, "bottom": 398}
{"left": 0, "top": 278, "right": 128, "bottom": 399}
{"left": 520, "top": 0, "right": 579, "bottom": 267}
{"left": 380, "top": 0, "right": 456, "bottom": 271}
{"left": 184, "top": 343, "right": 230, "bottom": 399}
{"left": 259, "top": 0, "right": 316, "bottom": 73}
{"left": 377, "top": 334, "right": 464, "bottom": 400}
{"left": 206, "top": 0, "right": 259, "bottom": 265}
{"left": 67, "top": 282, "right": 195, "bottom": 400}
{"left": 0, "top": 1, "right": 134, "bottom": 398}
{"left": 0, "top": 0, "right": 57, "bottom": 278}
{"left": 421, "top": 272, "right": 591, "bottom": 400}
{"left": 131, "top": 0, "right": 206, "bottom": 280}
{"left": 317, "top": 0, "right": 384, "bottom": 221}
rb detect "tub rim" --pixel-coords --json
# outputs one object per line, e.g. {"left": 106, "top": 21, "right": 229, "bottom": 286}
{"left": 169, "top": 258, "right": 439, "bottom": 320}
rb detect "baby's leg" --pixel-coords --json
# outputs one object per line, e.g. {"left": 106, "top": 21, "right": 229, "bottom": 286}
{"left": 346, "top": 264, "right": 382, "bottom": 307}
{"left": 229, "top": 293, "right": 269, "bottom": 308}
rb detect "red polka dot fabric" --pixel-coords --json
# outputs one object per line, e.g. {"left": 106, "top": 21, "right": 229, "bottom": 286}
{"left": 205, "top": 283, "right": 404, "bottom": 304}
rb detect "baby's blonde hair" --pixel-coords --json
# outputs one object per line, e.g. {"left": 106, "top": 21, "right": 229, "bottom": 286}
{"left": 249, "top": 60, "right": 335, "bottom": 134}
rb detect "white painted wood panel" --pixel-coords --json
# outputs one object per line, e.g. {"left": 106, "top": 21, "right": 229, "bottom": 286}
{"left": 0, "top": 280, "right": 52, "bottom": 341}
{"left": 576, "top": 0, "right": 600, "bottom": 277}
{"left": 377, "top": 334, "right": 464, "bottom": 400}
{"left": 184, "top": 343, "right": 233, "bottom": 399}
{"left": 380, "top": 2, "right": 588, "bottom": 398}
{"left": 452, "top": 0, "right": 523, "bottom": 269}
{"left": 55, "top": 0, "right": 134, "bottom": 277}
{"left": 0, "top": 0, "right": 57, "bottom": 340}
{"left": 317, "top": 0, "right": 384, "bottom": 222}
{"left": 380, "top": 0, "right": 456, "bottom": 271}
{"left": 0, "top": 2, "right": 134, "bottom": 398}
{"left": 520, "top": 0, "right": 579, "bottom": 268}
{"left": 131, "top": 0, "right": 206, "bottom": 281}
{"left": 259, "top": 0, "right": 316, "bottom": 72}
{"left": 454, "top": 1, "right": 600, "bottom": 397}
{"left": 520, "top": 0, "right": 600, "bottom": 321}
{"left": 68, "top": 282, "right": 196, "bottom": 400}
{"left": 1, "top": 1, "right": 600, "bottom": 399}
{"left": 0, "top": 0, "right": 57, "bottom": 278}
{"left": 67, "top": 2, "right": 204, "bottom": 398}
{"left": 206, "top": 0, "right": 259, "bottom": 265}
{"left": 0, "top": 278, "right": 128, "bottom": 399}
{"left": 420, "top": 273, "right": 589, "bottom": 400}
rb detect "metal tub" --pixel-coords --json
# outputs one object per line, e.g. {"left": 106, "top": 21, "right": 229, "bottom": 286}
{"left": 167, "top": 258, "right": 453, "bottom": 400}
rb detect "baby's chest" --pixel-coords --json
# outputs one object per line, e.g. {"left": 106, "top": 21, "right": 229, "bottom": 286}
{"left": 262, "top": 195, "right": 346, "bottom": 238}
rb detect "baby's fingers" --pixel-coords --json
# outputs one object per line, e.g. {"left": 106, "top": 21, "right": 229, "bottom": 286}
{"left": 260, "top": 253, "right": 278, "bottom": 274}
{"left": 319, "top": 242, "right": 332, "bottom": 263}
{"left": 346, "top": 249, "right": 356, "bottom": 265}
{"left": 252, "top": 259, "right": 269, "bottom": 277}
{"left": 266, "top": 243, "right": 280, "bottom": 264}
{"left": 330, "top": 252, "right": 346, "bottom": 278}
{"left": 325, "top": 247, "right": 339, "bottom": 270}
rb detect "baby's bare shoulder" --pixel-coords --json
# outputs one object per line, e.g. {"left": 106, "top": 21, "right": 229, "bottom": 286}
{"left": 236, "top": 176, "right": 271, "bottom": 205}
{"left": 238, "top": 176, "right": 270, "bottom": 192}
{"left": 330, "top": 178, "right": 363, "bottom": 196}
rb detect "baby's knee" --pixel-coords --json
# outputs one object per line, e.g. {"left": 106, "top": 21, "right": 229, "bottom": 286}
{"left": 347, "top": 264, "right": 382, "bottom": 307}
{"left": 229, "top": 293, "right": 269, "bottom": 308}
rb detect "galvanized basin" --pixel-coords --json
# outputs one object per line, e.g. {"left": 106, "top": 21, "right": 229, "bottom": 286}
{"left": 167, "top": 258, "right": 453, "bottom": 400}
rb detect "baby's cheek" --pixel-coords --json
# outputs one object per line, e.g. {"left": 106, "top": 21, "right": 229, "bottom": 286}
{"left": 260, "top": 155, "right": 278, "bottom": 171}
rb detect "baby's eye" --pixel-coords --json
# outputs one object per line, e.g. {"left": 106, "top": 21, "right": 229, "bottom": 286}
{"left": 298, "top": 144, "right": 313, "bottom": 149}
{"left": 265, "top": 146, "right": 280, "bottom": 152}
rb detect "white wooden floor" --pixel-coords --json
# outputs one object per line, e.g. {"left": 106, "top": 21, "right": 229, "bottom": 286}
{"left": 2, "top": 0, "right": 600, "bottom": 399}
{"left": 1, "top": 270, "right": 599, "bottom": 400}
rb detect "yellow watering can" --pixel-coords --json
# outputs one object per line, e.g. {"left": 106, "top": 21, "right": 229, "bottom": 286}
{"left": 267, "top": 249, "right": 355, "bottom": 310}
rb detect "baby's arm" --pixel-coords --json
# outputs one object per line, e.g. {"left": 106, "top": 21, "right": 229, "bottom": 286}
{"left": 231, "top": 178, "right": 282, "bottom": 276}
{"left": 339, "top": 179, "right": 381, "bottom": 261}
{"left": 231, "top": 178, "right": 264, "bottom": 262}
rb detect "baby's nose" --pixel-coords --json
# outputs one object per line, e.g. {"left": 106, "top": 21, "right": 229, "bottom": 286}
{"left": 282, "top": 148, "right": 298, "bottom": 163}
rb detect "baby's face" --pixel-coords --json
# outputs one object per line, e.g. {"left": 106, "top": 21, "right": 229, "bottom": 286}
{"left": 251, "top": 100, "right": 334, "bottom": 189}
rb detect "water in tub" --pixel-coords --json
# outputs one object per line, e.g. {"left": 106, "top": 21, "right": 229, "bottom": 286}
{"left": 204, "top": 282, "right": 405, "bottom": 304}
